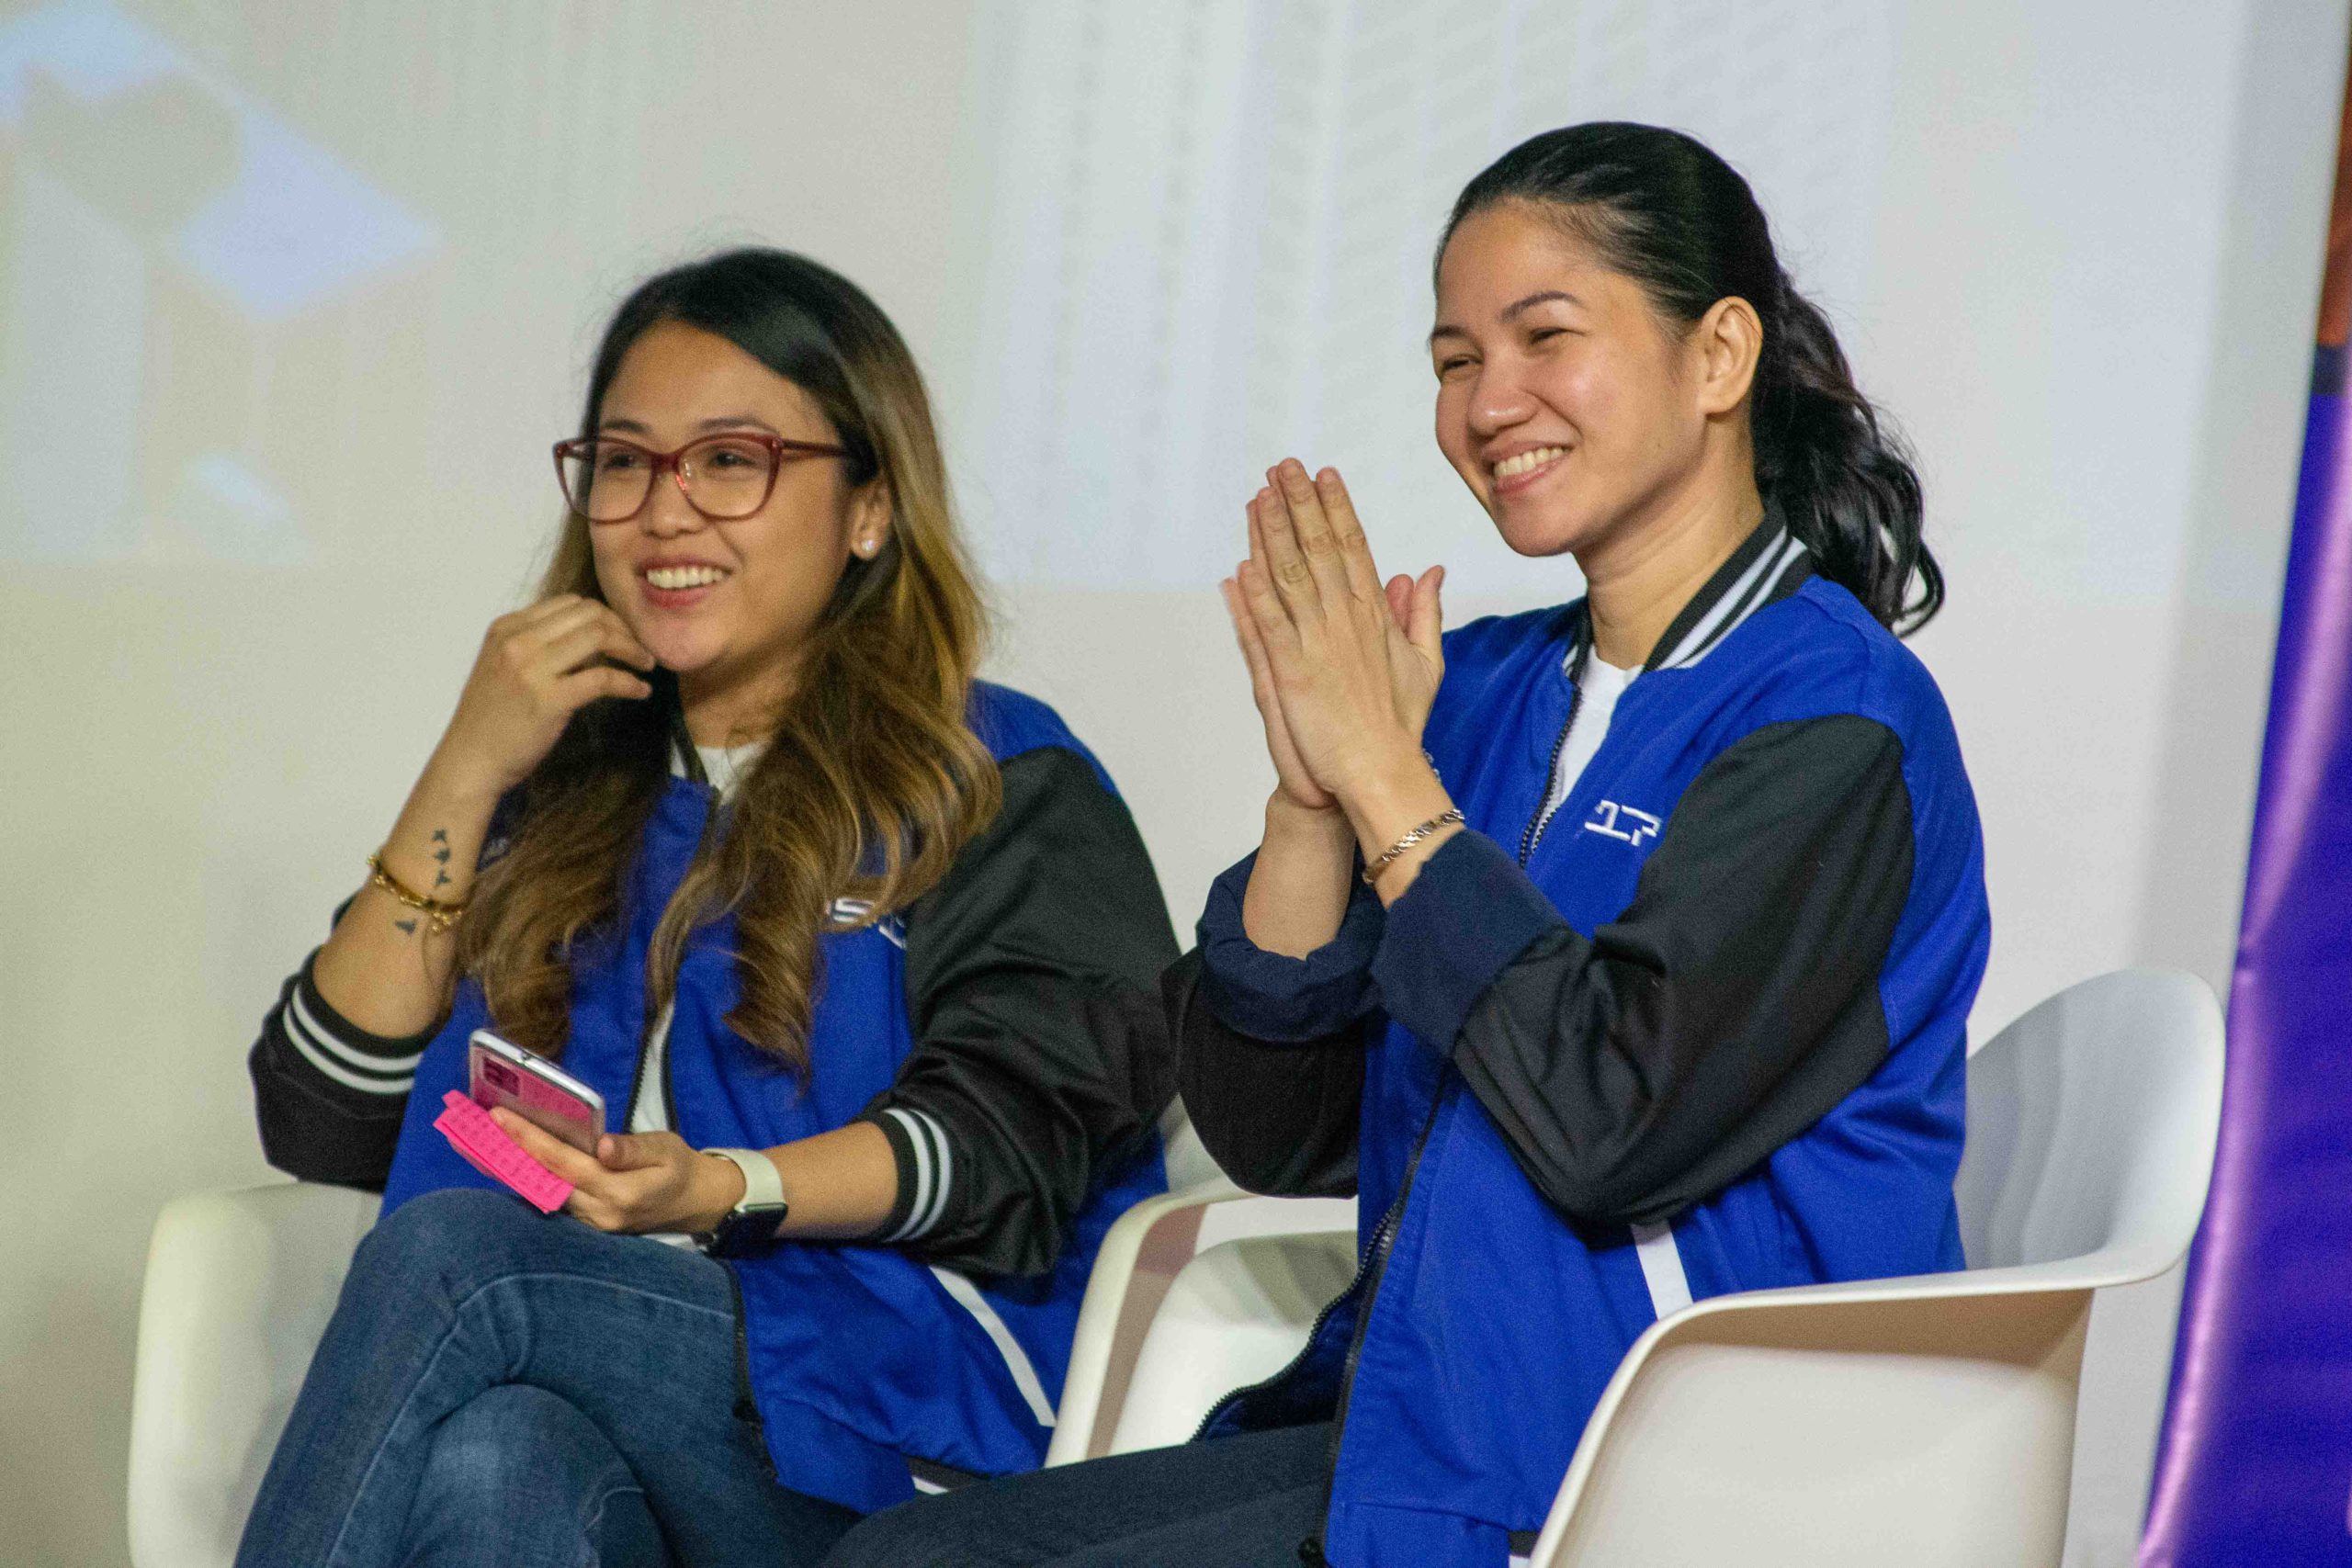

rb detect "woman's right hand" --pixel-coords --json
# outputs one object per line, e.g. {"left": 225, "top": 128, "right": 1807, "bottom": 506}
{"left": 1223, "top": 558, "right": 1337, "bottom": 816}
{"left": 313, "top": 597, "right": 650, "bottom": 1032}
{"left": 1221, "top": 491, "right": 1439, "bottom": 816}
{"left": 428, "top": 595, "right": 657, "bottom": 800}
{"left": 1227, "top": 488, "right": 1421, "bottom": 957}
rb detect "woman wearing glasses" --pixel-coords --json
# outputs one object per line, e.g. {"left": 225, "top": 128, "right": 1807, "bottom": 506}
{"left": 234, "top": 248, "right": 1177, "bottom": 1568}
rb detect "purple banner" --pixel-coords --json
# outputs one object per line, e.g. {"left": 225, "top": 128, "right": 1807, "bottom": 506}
{"left": 2139, "top": 61, "right": 2352, "bottom": 1568}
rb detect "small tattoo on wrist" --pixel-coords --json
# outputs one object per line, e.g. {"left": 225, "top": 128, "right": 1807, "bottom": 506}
{"left": 394, "top": 918, "right": 419, "bottom": 935}
{"left": 432, "top": 829, "right": 448, "bottom": 844}
{"left": 435, "top": 870, "right": 451, "bottom": 888}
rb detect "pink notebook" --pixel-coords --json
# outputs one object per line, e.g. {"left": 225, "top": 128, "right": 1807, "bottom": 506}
{"left": 434, "top": 1090, "right": 574, "bottom": 1213}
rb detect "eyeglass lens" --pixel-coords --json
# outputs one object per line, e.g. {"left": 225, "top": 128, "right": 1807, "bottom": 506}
{"left": 559, "top": 437, "right": 777, "bottom": 522}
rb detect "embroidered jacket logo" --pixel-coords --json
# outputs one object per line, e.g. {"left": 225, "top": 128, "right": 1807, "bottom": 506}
{"left": 1583, "top": 800, "right": 1662, "bottom": 848}
{"left": 828, "top": 897, "right": 907, "bottom": 948}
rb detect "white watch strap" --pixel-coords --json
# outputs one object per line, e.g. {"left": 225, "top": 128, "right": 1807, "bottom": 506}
{"left": 707, "top": 1146, "right": 786, "bottom": 1212}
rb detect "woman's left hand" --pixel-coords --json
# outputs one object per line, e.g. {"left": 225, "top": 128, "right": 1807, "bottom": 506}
{"left": 1236, "top": 459, "right": 1445, "bottom": 807}
{"left": 489, "top": 1110, "right": 745, "bottom": 1234}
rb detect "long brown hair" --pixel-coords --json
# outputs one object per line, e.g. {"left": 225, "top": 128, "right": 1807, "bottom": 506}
{"left": 458, "top": 249, "right": 1000, "bottom": 1071}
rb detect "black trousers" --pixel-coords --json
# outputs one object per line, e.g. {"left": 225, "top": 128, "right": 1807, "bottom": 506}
{"left": 820, "top": 1423, "right": 1333, "bottom": 1568}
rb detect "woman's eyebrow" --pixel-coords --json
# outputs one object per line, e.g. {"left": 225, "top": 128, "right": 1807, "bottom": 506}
{"left": 1430, "top": 289, "right": 1585, "bottom": 346}
{"left": 1500, "top": 289, "right": 1582, "bottom": 321}
{"left": 593, "top": 414, "right": 781, "bottom": 434}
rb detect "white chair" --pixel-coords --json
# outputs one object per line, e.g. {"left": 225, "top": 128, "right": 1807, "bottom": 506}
{"left": 1046, "top": 1186, "right": 1357, "bottom": 1464}
{"left": 1050, "top": 968, "right": 2224, "bottom": 1568}
{"left": 128, "top": 1181, "right": 380, "bottom": 1568}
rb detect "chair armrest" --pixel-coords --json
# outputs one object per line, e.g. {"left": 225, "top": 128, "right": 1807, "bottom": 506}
{"left": 1048, "top": 1183, "right": 1353, "bottom": 1465}
{"left": 1532, "top": 1269, "right": 2115, "bottom": 1568}
{"left": 128, "top": 1182, "right": 379, "bottom": 1568}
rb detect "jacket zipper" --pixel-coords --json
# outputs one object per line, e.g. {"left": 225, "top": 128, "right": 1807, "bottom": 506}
{"left": 1317, "top": 1100, "right": 1442, "bottom": 1490}
{"left": 720, "top": 1265, "right": 782, "bottom": 1479}
{"left": 622, "top": 739, "right": 717, "bottom": 1136}
{"left": 684, "top": 758, "right": 774, "bottom": 1475}
{"left": 1517, "top": 642, "right": 1591, "bottom": 865}
{"left": 660, "top": 1004, "right": 682, "bottom": 1132}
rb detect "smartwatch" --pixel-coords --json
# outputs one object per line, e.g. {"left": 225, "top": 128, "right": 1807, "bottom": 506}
{"left": 700, "top": 1147, "right": 789, "bottom": 1258}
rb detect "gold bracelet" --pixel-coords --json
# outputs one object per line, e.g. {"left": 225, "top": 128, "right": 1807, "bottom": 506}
{"left": 1362, "top": 808, "right": 1464, "bottom": 886}
{"left": 365, "top": 851, "right": 468, "bottom": 934}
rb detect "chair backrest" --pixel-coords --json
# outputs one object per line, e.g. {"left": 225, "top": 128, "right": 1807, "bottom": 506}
{"left": 1955, "top": 967, "right": 2223, "bottom": 1280}
{"left": 130, "top": 1183, "right": 381, "bottom": 1568}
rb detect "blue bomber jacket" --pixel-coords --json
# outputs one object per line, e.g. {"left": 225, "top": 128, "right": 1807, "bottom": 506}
{"left": 251, "top": 682, "right": 1177, "bottom": 1513}
{"left": 1176, "top": 522, "right": 1991, "bottom": 1567}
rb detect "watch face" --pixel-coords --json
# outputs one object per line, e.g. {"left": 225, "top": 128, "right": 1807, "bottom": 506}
{"left": 707, "top": 1202, "right": 789, "bottom": 1258}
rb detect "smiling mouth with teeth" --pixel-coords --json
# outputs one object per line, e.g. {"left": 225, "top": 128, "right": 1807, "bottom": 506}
{"left": 645, "top": 565, "right": 729, "bottom": 590}
{"left": 1492, "top": 446, "right": 1568, "bottom": 479}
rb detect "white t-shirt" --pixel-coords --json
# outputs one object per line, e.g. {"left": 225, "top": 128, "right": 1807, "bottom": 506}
{"left": 635, "top": 740, "right": 763, "bottom": 1243}
{"left": 692, "top": 741, "right": 759, "bottom": 798}
{"left": 1533, "top": 655, "right": 1638, "bottom": 843}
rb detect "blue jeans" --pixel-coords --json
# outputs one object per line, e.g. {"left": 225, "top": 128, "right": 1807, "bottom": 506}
{"left": 234, "top": 1187, "right": 861, "bottom": 1568}
{"left": 821, "top": 1421, "right": 1332, "bottom": 1567}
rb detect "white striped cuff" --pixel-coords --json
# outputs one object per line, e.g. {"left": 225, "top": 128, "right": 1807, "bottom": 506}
{"left": 876, "top": 1106, "right": 956, "bottom": 1243}
{"left": 277, "top": 972, "right": 424, "bottom": 1097}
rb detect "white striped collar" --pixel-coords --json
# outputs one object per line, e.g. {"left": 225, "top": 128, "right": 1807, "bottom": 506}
{"left": 1653, "top": 525, "right": 1809, "bottom": 671}
{"left": 1570, "top": 514, "right": 1813, "bottom": 680}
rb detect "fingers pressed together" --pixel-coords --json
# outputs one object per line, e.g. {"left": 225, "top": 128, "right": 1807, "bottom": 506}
{"left": 1224, "top": 457, "right": 1445, "bottom": 672}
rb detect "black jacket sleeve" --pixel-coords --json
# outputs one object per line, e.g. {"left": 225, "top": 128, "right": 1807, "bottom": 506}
{"left": 860, "top": 746, "right": 1180, "bottom": 1277}
{"left": 1371, "top": 715, "right": 1917, "bottom": 1228}
{"left": 1163, "top": 848, "right": 1389, "bottom": 1197}
{"left": 1170, "top": 949, "right": 1364, "bottom": 1198}
{"left": 247, "top": 942, "right": 431, "bottom": 1190}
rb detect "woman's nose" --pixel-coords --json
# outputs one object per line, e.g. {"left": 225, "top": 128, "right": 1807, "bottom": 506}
{"left": 639, "top": 464, "right": 707, "bottom": 536}
{"left": 1467, "top": 368, "right": 1536, "bottom": 436}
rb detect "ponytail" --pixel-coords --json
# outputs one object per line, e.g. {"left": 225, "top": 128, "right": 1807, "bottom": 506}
{"left": 1442, "top": 123, "right": 1941, "bottom": 632}
{"left": 1758, "top": 286, "right": 1941, "bottom": 630}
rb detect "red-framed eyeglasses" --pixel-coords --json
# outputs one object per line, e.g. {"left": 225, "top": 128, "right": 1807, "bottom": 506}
{"left": 551, "top": 433, "right": 849, "bottom": 523}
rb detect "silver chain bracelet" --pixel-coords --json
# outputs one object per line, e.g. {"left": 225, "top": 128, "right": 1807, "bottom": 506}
{"left": 1362, "top": 807, "right": 1465, "bottom": 886}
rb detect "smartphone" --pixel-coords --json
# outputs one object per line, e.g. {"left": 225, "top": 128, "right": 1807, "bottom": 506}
{"left": 467, "top": 1030, "right": 606, "bottom": 1154}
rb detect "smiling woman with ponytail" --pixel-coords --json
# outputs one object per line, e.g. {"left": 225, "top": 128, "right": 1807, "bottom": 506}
{"left": 823, "top": 123, "right": 1989, "bottom": 1568}
{"left": 1447, "top": 123, "right": 1944, "bottom": 635}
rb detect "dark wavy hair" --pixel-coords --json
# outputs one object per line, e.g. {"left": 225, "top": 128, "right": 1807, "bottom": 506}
{"left": 458, "top": 248, "right": 999, "bottom": 1072}
{"left": 1441, "top": 122, "right": 1941, "bottom": 632}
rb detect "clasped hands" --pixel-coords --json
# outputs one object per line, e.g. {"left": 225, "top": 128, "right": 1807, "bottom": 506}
{"left": 1222, "top": 459, "right": 1457, "bottom": 895}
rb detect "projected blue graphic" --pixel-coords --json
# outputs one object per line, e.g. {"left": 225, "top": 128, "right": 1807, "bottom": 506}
{"left": 0, "top": 0, "right": 438, "bottom": 565}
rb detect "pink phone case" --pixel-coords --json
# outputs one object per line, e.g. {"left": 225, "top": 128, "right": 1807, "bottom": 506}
{"left": 469, "top": 1037, "right": 603, "bottom": 1152}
